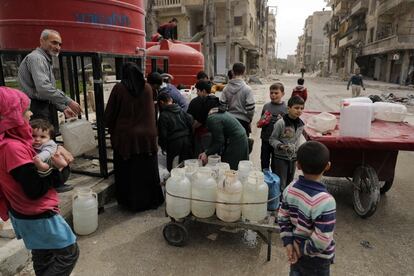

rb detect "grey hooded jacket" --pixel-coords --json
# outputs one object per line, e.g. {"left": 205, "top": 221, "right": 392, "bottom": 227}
{"left": 219, "top": 78, "right": 255, "bottom": 123}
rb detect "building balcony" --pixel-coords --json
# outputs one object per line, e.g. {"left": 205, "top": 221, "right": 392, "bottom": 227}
{"left": 334, "top": 1, "right": 347, "bottom": 16}
{"left": 378, "top": 0, "right": 414, "bottom": 15}
{"left": 338, "top": 34, "right": 360, "bottom": 48}
{"left": 350, "top": 0, "right": 368, "bottom": 16}
{"left": 154, "top": 0, "right": 182, "bottom": 10}
{"left": 362, "top": 34, "right": 414, "bottom": 56}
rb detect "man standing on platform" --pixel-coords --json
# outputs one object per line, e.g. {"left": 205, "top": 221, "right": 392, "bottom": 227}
{"left": 18, "top": 29, "right": 81, "bottom": 122}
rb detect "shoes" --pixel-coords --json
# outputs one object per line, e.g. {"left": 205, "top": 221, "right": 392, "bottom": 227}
{"left": 55, "top": 184, "right": 74, "bottom": 193}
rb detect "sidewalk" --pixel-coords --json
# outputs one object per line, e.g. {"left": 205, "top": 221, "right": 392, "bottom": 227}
{"left": 0, "top": 174, "right": 114, "bottom": 276}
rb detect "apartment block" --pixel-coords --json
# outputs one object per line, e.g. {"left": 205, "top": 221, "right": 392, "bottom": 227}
{"left": 150, "top": 0, "right": 273, "bottom": 75}
{"left": 296, "top": 11, "right": 331, "bottom": 72}
{"left": 326, "top": 0, "right": 414, "bottom": 85}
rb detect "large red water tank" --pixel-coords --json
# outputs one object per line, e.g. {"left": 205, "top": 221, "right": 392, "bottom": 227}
{"left": 146, "top": 40, "right": 204, "bottom": 87}
{"left": 0, "top": 0, "right": 145, "bottom": 54}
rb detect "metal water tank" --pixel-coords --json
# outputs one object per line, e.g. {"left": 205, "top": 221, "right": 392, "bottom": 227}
{"left": 0, "top": 0, "right": 145, "bottom": 54}
{"left": 146, "top": 40, "right": 204, "bottom": 87}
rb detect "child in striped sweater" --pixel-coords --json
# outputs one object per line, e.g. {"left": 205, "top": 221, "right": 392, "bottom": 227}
{"left": 278, "top": 141, "right": 336, "bottom": 275}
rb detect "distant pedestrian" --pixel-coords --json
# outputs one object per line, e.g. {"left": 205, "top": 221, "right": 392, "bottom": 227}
{"left": 18, "top": 29, "right": 81, "bottom": 122}
{"left": 300, "top": 67, "right": 306, "bottom": 78}
{"left": 278, "top": 141, "right": 335, "bottom": 276}
{"left": 291, "top": 78, "right": 308, "bottom": 102}
{"left": 347, "top": 68, "right": 365, "bottom": 97}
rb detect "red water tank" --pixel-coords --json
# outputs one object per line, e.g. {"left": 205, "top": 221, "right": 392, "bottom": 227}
{"left": 0, "top": 0, "right": 145, "bottom": 54}
{"left": 146, "top": 40, "right": 204, "bottom": 88}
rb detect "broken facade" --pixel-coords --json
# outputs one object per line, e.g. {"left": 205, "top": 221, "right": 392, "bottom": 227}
{"left": 295, "top": 11, "right": 332, "bottom": 73}
{"left": 327, "top": 0, "right": 414, "bottom": 85}
{"left": 150, "top": 0, "right": 275, "bottom": 75}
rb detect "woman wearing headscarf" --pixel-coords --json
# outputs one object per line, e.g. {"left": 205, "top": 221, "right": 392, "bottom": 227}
{"left": 0, "top": 87, "right": 79, "bottom": 276}
{"left": 105, "top": 62, "right": 164, "bottom": 212}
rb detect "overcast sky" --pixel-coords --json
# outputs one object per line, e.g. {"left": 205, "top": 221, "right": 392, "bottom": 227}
{"left": 268, "top": 0, "right": 329, "bottom": 58}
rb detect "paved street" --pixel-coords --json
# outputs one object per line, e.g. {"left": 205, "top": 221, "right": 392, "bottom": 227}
{"left": 19, "top": 75, "right": 414, "bottom": 276}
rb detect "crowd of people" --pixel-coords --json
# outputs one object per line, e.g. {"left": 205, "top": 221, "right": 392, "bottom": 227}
{"left": 0, "top": 28, "right": 337, "bottom": 276}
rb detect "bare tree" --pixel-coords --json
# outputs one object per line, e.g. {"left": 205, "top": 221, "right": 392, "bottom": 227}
{"left": 145, "top": 0, "right": 157, "bottom": 41}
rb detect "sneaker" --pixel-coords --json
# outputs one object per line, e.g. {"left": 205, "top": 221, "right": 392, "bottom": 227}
{"left": 55, "top": 184, "right": 74, "bottom": 193}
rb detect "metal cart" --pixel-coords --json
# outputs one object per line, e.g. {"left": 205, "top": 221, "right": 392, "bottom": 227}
{"left": 302, "top": 111, "right": 414, "bottom": 218}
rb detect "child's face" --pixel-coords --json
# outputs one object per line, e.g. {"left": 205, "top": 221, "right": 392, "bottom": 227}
{"left": 270, "top": 89, "right": 284, "bottom": 103}
{"left": 32, "top": 128, "right": 51, "bottom": 147}
{"left": 288, "top": 104, "right": 304, "bottom": 119}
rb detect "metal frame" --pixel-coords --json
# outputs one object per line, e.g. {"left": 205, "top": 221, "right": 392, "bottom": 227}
{"left": 0, "top": 50, "right": 168, "bottom": 178}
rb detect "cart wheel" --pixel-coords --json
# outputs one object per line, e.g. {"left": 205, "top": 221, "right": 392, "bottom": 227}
{"left": 163, "top": 222, "right": 188, "bottom": 247}
{"left": 380, "top": 180, "right": 393, "bottom": 194}
{"left": 352, "top": 166, "right": 380, "bottom": 218}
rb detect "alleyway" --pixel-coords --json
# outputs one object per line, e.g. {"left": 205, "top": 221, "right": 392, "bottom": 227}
{"left": 19, "top": 75, "right": 414, "bottom": 276}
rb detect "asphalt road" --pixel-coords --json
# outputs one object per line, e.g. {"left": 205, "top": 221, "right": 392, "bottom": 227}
{"left": 19, "top": 75, "right": 414, "bottom": 276}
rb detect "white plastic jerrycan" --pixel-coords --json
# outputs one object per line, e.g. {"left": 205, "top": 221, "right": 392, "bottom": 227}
{"left": 242, "top": 171, "right": 269, "bottom": 222}
{"left": 216, "top": 170, "right": 243, "bottom": 222}
{"left": 339, "top": 102, "right": 372, "bottom": 138}
{"left": 73, "top": 187, "right": 98, "bottom": 235}
{"left": 191, "top": 167, "right": 217, "bottom": 218}
{"left": 238, "top": 160, "right": 253, "bottom": 186}
{"left": 166, "top": 168, "right": 191, "bottom": 219}
{"left": 61, "top": 118, "right": 97, "bottom": 157}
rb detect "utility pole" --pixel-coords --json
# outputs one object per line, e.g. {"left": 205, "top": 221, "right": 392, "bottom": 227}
{"left": 202, "top": 0, "right": 208, "bottom": 73}
{"left": 145, "top": 0, "right": 156, "bottom": 41}
{"left": 207, "top": 0, "right": 215, "bottom": 77}
{"left": 264, "top": 6, "right": 269, "bottom": 76}
{"left": 226, "top": 0, "right": 231, "bottom": 72}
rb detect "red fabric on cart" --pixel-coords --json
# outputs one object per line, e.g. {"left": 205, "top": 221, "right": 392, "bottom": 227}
{"left": 301, "top": 111, "right": 414, "bottom": 151}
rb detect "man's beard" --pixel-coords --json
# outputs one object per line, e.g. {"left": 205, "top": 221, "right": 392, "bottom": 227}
{"left": 48, "top": 50, "right": 59, "bottom": 57}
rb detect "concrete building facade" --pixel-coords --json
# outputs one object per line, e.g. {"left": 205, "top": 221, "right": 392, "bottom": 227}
{"left": 326, "top": 0, "right": 414, "bottom": 85}
{"left": 150, "top": 0, "right": 274, "bottom": 76}
{"left": 296, "top": 11, "right": 331, "bottom": 73}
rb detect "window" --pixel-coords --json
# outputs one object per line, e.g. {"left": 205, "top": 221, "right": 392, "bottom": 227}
{"left": 234, "top": 16, "right": 242, "bottom": 26}
{"left": 369, "top": 28, "right": 374, "bottom": 43}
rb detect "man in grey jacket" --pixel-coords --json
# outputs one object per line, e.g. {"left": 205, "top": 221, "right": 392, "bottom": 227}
{"left": 220, "top": 62, "right": 255, "bottom": 135}
{"left": 18, "top": 29, "right": 81, "bottom": 122}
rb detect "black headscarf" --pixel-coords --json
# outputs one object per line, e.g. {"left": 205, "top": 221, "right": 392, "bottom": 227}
{"left": 121, "top": 62, "right": 145, "bottom": 97}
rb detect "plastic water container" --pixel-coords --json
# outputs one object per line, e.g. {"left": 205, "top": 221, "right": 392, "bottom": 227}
{"left": 191, "top": 167, "right": 217, "bottom": 218}
{"left": 184, "top": 159, "right": 201, "bottom": 181}
{"left": 206, "top": 154, "right": 221, "bottom": 167}
{"left": 166, "top": 168, "right": 191, "bottom": 219}
{"left": 263, "top": 169, "right": 280, "bottom": 211}
{"left": 238, "top": 160, "right": 253, "bottom": 186}
{"left": 215, "top": 162, "right": 230, "bottom": 184}
{"left": 242, "top": 171, "right": 269, "bottom": 222}
{"left": 373, "top": 102, "right": 407, "bottom": 122}
{"left": 339, "top": 102, "right": 372, "bottom": 138}
{"left": 216, "top": 170, "right": 242, "bottom": 222}
{"left": 73, "top": 188, "right": 98, "bottom": 235}
{"left": 340, "top": 97, "right": 372, "bottom": 107}
{"left": 307, "top": 112, "right": 337, "bottom": 133}
{"left": 61, "top": 118, "right": 97, "bottom": 157}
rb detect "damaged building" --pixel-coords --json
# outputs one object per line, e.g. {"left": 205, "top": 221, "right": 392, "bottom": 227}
{"left": 147, "top": 0, "right": 276, "bottom": 75}
{"left": 326, "top": 0, "right": 414, "bottom": 85}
